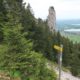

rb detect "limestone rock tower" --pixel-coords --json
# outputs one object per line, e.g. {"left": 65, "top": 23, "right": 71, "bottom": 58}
{"left": 47, "top": 6, "right": 56, "bottom": 32}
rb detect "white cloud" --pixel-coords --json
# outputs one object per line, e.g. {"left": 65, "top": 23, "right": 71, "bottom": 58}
{"left": 23, "top": 0, "right": 80, "bottom": 20}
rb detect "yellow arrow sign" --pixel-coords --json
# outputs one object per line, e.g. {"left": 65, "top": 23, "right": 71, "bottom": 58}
{"left": 53, "top": 45, "right": 63, "bottom": 52}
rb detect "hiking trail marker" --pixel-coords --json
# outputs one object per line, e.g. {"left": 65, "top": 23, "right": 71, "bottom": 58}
{"left": 53, "top": 44, "right": 63, "bottom": 80}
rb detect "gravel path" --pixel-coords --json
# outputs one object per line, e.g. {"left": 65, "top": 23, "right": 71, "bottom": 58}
{"left": 54, "top": 67, "right": 80, "bottom": 80}
{"left": 46, "top": 63, "right": 80, "bottom": 80}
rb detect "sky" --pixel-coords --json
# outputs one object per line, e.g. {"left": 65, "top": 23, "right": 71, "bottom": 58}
{"left": 23, "top": 0, "right": 80, "bottom": 20}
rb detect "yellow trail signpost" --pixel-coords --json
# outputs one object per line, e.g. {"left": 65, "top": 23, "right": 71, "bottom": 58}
{"left": 54, "top": 45, "right": 63, "bottom": 52}
{"left": 53, "top": 44, "right": 63, "bottom": 80}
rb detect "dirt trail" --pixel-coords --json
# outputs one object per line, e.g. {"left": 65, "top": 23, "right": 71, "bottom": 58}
{"left": 47, "top": 63, "right": 80, "bottom": 80}
{"left": 55, "top": 67, "right": 80, "bottom": 80}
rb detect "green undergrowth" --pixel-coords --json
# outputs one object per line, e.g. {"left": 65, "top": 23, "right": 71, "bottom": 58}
{"left": 46, "top": 59, "right": 70, "bottom": 72}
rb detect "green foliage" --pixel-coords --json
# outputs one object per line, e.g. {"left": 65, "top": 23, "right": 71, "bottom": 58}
{"left": 0, "top": 1, "right": 57, "bottom": 80}
{"left": 0, "top": 0, "right": 7, "bottom": 42}
{"left": 0, "top": 0, "right": 80, "bottom": 78}
{"left": 38, "top": 67, "right": 57, "bottom": 80}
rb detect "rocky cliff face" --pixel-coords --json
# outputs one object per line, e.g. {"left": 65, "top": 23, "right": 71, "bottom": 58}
{"left": 47, "top": 6, "right": 56, "bottom": 32}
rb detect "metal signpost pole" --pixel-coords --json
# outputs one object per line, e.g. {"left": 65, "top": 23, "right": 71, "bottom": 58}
{"left": 53, "top": 44, "right": 63, "bottom": 80}
{"left": 58, "top": 44, "right": 63, "bottom": 80}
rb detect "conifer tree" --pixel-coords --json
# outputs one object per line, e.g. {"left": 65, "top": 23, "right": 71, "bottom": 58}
{"left": 0, "top": 0, "right": 7, "bottom": 42}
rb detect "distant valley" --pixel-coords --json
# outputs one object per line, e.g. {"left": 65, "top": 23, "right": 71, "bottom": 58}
{"left": 57, "top": 19, "right": 80, "bottom": 43}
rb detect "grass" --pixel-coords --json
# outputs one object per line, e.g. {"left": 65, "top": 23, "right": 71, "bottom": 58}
{"left": 66, "top": 34, "right": 80, "bottom": 43}
{"left": 61, "top": 32, "right": 80, "bottom": 43}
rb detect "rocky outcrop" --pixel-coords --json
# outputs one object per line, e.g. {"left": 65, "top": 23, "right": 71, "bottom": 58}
{"left": 47, "top": 6, "right": 56, "bottom": 32}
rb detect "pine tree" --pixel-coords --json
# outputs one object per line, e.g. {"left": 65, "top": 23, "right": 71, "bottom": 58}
{"left": 0, "top": 0, "right": 7, "bottom": 42}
